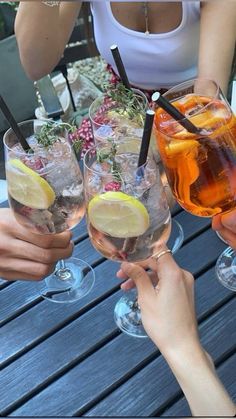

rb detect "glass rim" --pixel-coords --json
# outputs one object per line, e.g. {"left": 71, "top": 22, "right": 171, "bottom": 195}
{"left": 155, "top": 78, "right": 224, "bottom": 135}
{"left": 163, "top": 77, "right": 220, "bottom": 100}
{"left": 3, "top": 119, "right": 71, "bottom": 156}
{"left": 88, "top": 87, "right": 148, "bottom": 126}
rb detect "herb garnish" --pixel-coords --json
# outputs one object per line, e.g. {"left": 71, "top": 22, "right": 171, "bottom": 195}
{"left": 36, "top": 122, "right": 74, "bottom": 148}
{"left": 102, "top": 83, "right": 146, "bottom": 126}
{"left": 97, "top": 139, "right": 122, "bottom": 183}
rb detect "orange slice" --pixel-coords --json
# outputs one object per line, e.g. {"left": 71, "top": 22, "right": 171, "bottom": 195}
{"left": 165, "top": 139, "right": 199, "bottom": 156}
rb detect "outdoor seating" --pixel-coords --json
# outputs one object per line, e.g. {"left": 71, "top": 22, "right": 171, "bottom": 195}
{"left": 0, "top": 8, "right": 235, "bottom": 417}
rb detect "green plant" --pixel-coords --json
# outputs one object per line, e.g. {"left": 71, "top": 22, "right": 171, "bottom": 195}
{"left": 0, "top": 2, "right": 17, "bottom": 41}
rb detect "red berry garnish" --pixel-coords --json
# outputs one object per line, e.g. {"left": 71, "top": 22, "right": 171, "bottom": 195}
{"left": 104, "top": 181, "right": 121, "bottom": 191}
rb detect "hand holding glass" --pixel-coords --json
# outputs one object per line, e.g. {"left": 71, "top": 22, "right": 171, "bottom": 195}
{"left": 4, "top": 120, "right": 95, "bottom": 302}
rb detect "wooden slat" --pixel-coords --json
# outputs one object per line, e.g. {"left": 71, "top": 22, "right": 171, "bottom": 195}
{"left": 9, "top": 299, "right": 236, "bottom": 416}
{"left": 0, "top": 236, "right": 101, "bottom": 325}
{"left": 0, "top": 224, "right": 228, "bottom": 360}
{"left": 0, "top": 194, "right": 233, "bottom": 417}
{"left": 0, "top": 259, "right": 120, "bottom": 365}
{"left": 174, "top": 209, "right": 210, "bottom": 242}
{"left": 174, "top": 228, "right": 227, "bottom": 274}
{"left": 83, "top": 300, "right": 236, "bottom": 417}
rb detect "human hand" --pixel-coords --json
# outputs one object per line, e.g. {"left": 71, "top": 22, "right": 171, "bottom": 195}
{"left": 118, "top": 248, "right": 200, "bottom": 358}
{"left": 212, "top": 210, "right": 236, "bottom": 249}
{"left": 0, "top": 208, "right": 73, "bottom": 281}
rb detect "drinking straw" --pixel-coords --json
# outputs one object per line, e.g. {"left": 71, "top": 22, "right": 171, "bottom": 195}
{"left": 0, "top": 94, "right": 31, "bottom": 152}
{"left": 152, "top": 91, "right": 200, "bottom": 134}
{"left": 110, "top": 44, "right": 131, "bottom": 90}
{"left": 137, "top": 109, "right": 155, "bottom": 168}
{"left": 59, "top": 65, "right": 77, "bottom": 112}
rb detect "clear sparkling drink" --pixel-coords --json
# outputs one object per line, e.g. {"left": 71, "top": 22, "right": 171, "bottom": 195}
{"left": 84, "top": 147, "right": 171, "bottom": 262}
{"left": 5, "top": 123, "right": 85, "bottom": 234}
{"left": 89, "top": 85, "right": 148, "bottom": 151}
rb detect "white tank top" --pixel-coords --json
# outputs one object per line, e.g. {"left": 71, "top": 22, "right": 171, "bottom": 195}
{"left": 91, "top": 1, "right": 201, "bottom": 90}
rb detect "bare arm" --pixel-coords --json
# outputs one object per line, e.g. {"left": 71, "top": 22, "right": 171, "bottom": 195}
{"left": 15, "top": 1, "right": 82, "bottom": 80}
{"left": 166, "top": 342, "right": 235, "bottom": 417}
{"left": 118, "top": 253, "right": 236, "bottom": 417}
{"left": 198, "top": 1, "right": 236, "bottom": 95}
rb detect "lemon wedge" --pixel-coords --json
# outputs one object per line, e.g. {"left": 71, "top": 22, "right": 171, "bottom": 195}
{"left": 6, "top": 159, "right": 55, "bottom": 209}
{"left": 88, "top": 191, "right": 150, "bottom": 238}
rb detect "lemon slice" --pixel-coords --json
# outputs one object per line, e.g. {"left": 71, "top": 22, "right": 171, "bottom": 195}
{"left": 6, "top": 159, "right": 55, "bottom": 209}
{"left": 88, "top": 191, "right": 150, "bottom": 238}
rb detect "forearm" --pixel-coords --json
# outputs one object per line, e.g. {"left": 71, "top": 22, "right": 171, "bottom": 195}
{"left": 164, "top": 344, "right": 235, "bottom": 417}
{"left": 15, "top": 1, "right": 81, "bottom": 80}
{"left": 198, "top": 2, "right": 236, "bottom": 95}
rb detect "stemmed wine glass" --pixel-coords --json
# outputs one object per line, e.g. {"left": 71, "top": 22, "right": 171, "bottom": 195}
{"left": 153, "top": 78, "right": 236, "bottom": 292}
{"left": 83, "top": 141, "right": 183, "bottom": 337}
{"left": 3, "top": 119, "right": 95, "bottom": 302}
{"left": 89, "top": 85, "right": 184, "bottom": 256}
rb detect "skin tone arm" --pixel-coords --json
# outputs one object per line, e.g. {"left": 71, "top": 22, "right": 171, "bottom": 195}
{"left": 198, "top": 1, "right": 236, "bottom": 95}
{"left": 0, "top": 209, "right": 73, "bottom": 281}
{"left": 117, "top": 250, "right": 236, "bottom": 417}
{"left": 15, "top": 2, "right": 82, "bottom": 80}
{"left": 15, "top": 1, "right": 236, "bottom": 92}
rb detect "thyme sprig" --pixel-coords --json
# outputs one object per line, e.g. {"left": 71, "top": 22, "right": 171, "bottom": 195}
{"left": 72, "top": 137, "right": 84, "bottom": 156}
{"left": 103, "top": 82, "right": 146, "bottom": 126}
{"left": 36, "top": 122, "right": 74, "bottom": 148}
{"left": 97, "top": 139, "right": 122, "bottom": 183}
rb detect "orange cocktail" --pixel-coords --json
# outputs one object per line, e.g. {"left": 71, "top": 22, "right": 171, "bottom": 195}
{"left": 154, "top": 88, "right": 236, "bottom": 217}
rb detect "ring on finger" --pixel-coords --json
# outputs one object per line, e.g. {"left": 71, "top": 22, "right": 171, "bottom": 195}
{"left": 152, "top": 248, "right": 172, "bottom": 262}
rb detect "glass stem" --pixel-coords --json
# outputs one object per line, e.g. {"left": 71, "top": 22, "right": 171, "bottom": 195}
{"left": 132, "top": 297, "right": 140, "bottom": 310}
{"left": 56, "top": 259, "right": 73, "bottom": 281}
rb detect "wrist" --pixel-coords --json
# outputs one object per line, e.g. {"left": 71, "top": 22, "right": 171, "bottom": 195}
{"left": 162, "top": 340, "right": 210, "bottom": 376}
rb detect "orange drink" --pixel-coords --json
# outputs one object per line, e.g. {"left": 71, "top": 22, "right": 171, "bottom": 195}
{"left": 154, "top": 84, "right": 236, "bottom": 217}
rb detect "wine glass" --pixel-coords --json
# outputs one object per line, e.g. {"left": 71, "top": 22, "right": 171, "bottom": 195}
{"left": 83, "top": 142, "right": 183, "bottom": 337}
{"left": 89, "top": 84, "right": 148, "bottom": 148}
{"left": 89, "top": 85, "right": 184, "bottom": 254}
{"left": 3, "top": 119, "right": 95, "bottom": 303}
{"left": 153, "top": 78, "right": 236, "bottom": 292}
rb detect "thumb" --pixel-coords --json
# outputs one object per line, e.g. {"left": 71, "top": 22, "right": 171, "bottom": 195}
{"left": 120, "top": 262, "right": 155, "bottom": 298}
{"left": 219, "top": 210, "right": 236, "bottom": 233}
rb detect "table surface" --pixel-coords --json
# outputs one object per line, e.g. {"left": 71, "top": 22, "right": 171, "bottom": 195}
{"left": 0, "top": 200, "right": 235, "bottom": 417}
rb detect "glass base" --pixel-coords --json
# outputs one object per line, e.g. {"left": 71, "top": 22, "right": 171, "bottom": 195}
{"left": 215, "top": 247, "right": 236, "bottom": 292}
{"left": 114, "top": 218, "right": 184, "bottom": 338}
{"left": 114, "top": 289, "right": 147, "bottom": 338}
{"left": 38, "top": 257, "right": 95, "bottom": 303}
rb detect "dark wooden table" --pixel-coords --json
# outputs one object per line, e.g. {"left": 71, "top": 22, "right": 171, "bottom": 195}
{"left": 0, "top": 201, "right": 235, "bottom": 417}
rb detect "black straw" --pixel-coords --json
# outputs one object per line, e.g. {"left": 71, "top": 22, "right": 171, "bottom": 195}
{"left": 152, "top": 91, "right": 200, "bottom": 134}
{"left": 0, "top": 94, "right": 31, "bottom": 152}
{"left": 110, "top": 44, "right": 131, "bottom": 90}
{"left": 59, "top": 65, "right": 77, "bottom": 112}
{"left": 138, "top": 109, "right": 155, "bottom": 168}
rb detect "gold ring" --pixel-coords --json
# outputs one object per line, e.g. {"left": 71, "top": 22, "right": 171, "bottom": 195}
{"left": 152, "top": 249, "right": 172, "bottom": 261}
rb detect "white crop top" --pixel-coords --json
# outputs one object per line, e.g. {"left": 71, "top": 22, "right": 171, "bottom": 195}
{"left": 91, "top": 1, "right": 201, "bottom": 90}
